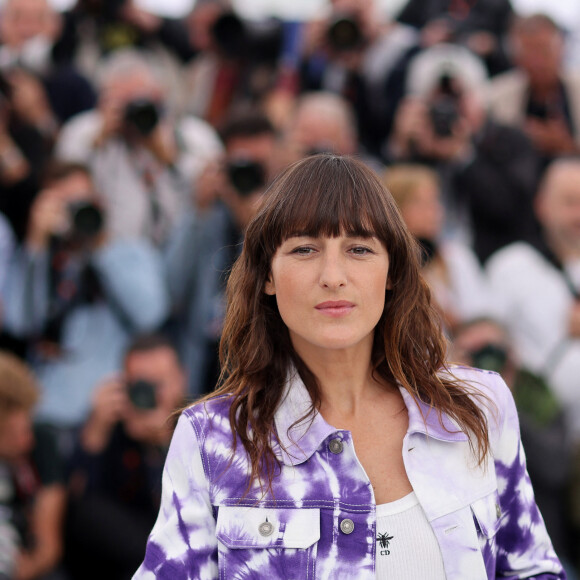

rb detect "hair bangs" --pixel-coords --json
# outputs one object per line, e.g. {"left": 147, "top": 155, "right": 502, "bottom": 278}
{"left": 263, "top": 155, "right": 395, "bottom": 253}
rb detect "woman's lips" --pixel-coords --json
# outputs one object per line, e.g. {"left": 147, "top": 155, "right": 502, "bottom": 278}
{"left": 315, "top": 301, "right": 355, "bottom": 316}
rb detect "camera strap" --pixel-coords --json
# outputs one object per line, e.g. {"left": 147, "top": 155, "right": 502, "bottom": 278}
{"left": 535, "top": 239, "right": 580, "bottom": 377}
{"left": 130, "top": 149, "right": 168, "bottom": 246}
{"left": 537, "top": 239, "right": 580, "bottom": 300}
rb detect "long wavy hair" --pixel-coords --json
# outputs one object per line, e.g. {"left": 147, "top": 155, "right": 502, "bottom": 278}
{"left": 208, "top": 154, "right": 489, "bottom": 492}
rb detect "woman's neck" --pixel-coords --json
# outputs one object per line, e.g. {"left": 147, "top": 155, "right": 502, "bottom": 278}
{"left": 295, "top": 342, "right": 387, "bottom": 421}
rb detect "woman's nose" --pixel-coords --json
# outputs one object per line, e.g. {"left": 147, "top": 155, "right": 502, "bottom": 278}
{"left": 318, "top": 253, "right": 347, "bottom": 289}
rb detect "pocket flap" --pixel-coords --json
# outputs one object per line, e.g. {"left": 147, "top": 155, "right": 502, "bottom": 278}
{"left": 470, "top": 491, "right": 502, "bottom": 539}
{"left": 216, "top": 506, "right": 320, "bottom": 549}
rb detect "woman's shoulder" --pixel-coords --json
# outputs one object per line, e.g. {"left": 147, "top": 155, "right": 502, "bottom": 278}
{"left": 442, "top": 364, "right": 514, "bottom": 425}
{"left": 171, "top": 395, "right": 239, "bottom": 464}
{"left": 182, "top": 394, "right": 234, "bottom": 423}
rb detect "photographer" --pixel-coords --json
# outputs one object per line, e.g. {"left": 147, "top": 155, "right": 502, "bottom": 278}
{"left": 0, "top": 0, "right": 97, "bottom": 124}
{"left": 182, "top": 1, "right": 286, "bottom": 128}
{"left": 487, "top": 14, "right": 580, "bottom": 165}
{"left": 55, "top": 49, "right": 222, "bottom": 247}
{"left": 387, "top": 43, "right": 542, "bottom": 263}
{"left": 165, "top": 109, "right": 278, "bottom": 396}
{"left": 298, "top": 0, "right": 421, "bottom": 156}
{"left": 0, "top": 68, "right": 57, "bottom": 243}
{"left": 2, "top": 161, "right": 169, "bottom": 456}
{"left": 64, "top": 334, "right": 186, "bottom": 580}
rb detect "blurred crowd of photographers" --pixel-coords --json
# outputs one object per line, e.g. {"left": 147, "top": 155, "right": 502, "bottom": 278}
{"left": 0, "top": 0, "right": 579, "bottom": 577}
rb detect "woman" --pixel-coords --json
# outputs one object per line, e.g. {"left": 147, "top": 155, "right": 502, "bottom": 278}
{"left": 383, "top": 163, "right": 495, "bottom": 334}
{"left": 134, "top": 155, "right": 563, "bottom": 579}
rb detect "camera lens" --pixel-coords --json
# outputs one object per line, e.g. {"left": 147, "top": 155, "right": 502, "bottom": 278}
{"left": 227, "top": 159, "right": 266, "bottom": 196}
{"left": 470, "top": 344, "right": 508, "bottom": 373}
{"left": 124, "top": 99, "right": 160, "bottom": 136}
{"left": 326, "top": 16, "right": 363, "bottom": 52}
{"left": 127, "top": 379, "right": 158, "bottom": 410}
{"left": 68, "top": 201, "right": 104, "bottom": 239}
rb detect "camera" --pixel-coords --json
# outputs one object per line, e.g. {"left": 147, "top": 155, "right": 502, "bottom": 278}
{"left": 417, "top": 237, "right": 437, "bottom": 266}
{"left": 68, "top": 200, "right": 104, "bottom": 239}
{"left": 226, "top": 159, "right": 266, "bottom": 196}
{"left": 127, "top": 378, "right": 158, "bottom": 410}
{"left": 470, "top": 343, "right": 508, "bottom": 374}
{"left": 211, "top": 12, "right": 283, "bottom": 64}
{"left": 428, "top": 73, "right": 460, "bottom": 138}
{"left": 124, "top": 99, "right": 160, "bottom": 136}
{"left": 326, "top": 15, "right": 364, "bottom": 52}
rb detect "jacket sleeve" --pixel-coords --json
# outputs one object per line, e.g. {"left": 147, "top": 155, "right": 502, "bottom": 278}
{"left": 164, "top": 209, "right": 202, "bottom": 314}
{"left": 2, "top": 247, "right": 51, "bottom": 337}
{"left": 133, "top": 411, "right": 218, "bottom": 580}
{"left": 92, "top": 239, "right": 169, "bottom": 332}
{"left": 490, "top": 373, "right": 565, "bottom": 579}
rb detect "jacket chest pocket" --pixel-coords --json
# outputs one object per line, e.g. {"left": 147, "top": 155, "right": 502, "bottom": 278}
{"left": 470, "top": 490, "right": 502, "bottom": 574}
{"left": 216, "top": 506, "right": 320, "bottom": 580}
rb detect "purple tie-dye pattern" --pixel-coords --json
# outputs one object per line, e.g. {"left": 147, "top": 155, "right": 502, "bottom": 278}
{"left": 134, "top": 367, "right": 565, "bottom": 579}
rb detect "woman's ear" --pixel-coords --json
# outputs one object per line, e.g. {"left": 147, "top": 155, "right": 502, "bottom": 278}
{"left": 264, "top": 276, "right": 276, "bottom": 295}
{"left": 386, "top": 277, "right": 393, "bottom": 290}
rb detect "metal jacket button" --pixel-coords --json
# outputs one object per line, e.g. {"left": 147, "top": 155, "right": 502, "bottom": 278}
{"left": 329, "top": 438, "right": 343, "bottom": 454}
{"left": 495, "top": 503, "right": 502, "bottom": 519}
{"left": 258, "top": 521, "right": 274, "bottom": 537}
{"left": 340, "top": 518, "right": 354, "bottom": 534}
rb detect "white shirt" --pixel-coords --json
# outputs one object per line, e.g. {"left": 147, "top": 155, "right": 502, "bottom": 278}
{"left": 423, "top": 241, "right": 495, "bottom": 331}
{"left": 486, "top": 242, "right": 580, "bottom": 440}
{"left": 376, "top": 492, "right": 446, "bottom": 579}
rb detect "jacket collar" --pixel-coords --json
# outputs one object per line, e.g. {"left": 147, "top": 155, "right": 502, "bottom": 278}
{"left": 274, "top": 371, "right": 468, "bottom": 467}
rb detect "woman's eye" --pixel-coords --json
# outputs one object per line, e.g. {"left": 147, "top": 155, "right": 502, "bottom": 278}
{"left": 350, "top": 246, "right": 374, "bottom": 255}
{"left": 292, "top": 246, "right": 316, "bottom": 255}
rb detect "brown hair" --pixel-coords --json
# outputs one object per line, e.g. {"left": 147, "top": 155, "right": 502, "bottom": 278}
{"left": 0, "top": 351, "right": 39, "bottom": 423}
{"left": 208, "top": 154, "right": 489, "bottom": 491}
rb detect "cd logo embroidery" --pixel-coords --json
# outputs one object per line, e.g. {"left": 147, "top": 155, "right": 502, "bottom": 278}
{"left": 377, "top": 532, "right": 394, "bottom": 555}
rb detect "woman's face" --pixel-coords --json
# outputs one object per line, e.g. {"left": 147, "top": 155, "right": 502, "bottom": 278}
{"left": 265, "top": 234, "right": 390, "bottom": 358}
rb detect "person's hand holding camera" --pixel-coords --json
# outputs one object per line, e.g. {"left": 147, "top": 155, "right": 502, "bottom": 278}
{"left": 7, "top": 69, "right": 58, "bottom": 138}
{"left": 192, "top": 159, "right": 227, "bottom": 212}
{"left": 25, "top": 188, "right": 70, "bottom": 252}
{"left": 81, "top": 375, "right": 129, "bottom": 454}
{"left": 390, "top": 95, "right": 472, "bottom": 162}
{"left": 390, "top": 96, "right": 427, "bottom": 158}
{"left": 97, "top": 82, "right": 177, "bottom": 166}
{"left": 94, "top": 85, "right": 126, "bottom": 147}
{"left": 141, "top": 117, "right": 178, "bottom": 167}
{"left": 26, "top": 185, "right": 106, "bottom": 252}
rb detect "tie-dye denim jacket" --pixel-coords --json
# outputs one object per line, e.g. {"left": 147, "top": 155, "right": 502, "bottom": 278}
{"left": 134, "top": 366, "right": 564, "bottom": 579}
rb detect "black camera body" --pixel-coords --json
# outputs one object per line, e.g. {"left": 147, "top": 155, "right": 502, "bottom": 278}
{"left": 470, "top": 343, "right": 508, "bottom": 374}
{"left": 124, "top": 99, "right": 160, "bottom": 136}
{"left": 226, "top": 159, "right": 266, "bottom": 196}
{"left": 68, "top": 200, "right": 104, "bottom": 240}
{"left": 428, "top": 96, "right": 459, "bottom": 138}
{"left": 428, "top": 73, "right": 461, "bottom": 138}
{"left": 211, "top": 11, "right": 283, "bottom": 65}
{"left": 326, "top": 15, "right": 364, "bottom": 52}
{"left": 127, "top": 378, "right": 158, "bottom": 410}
